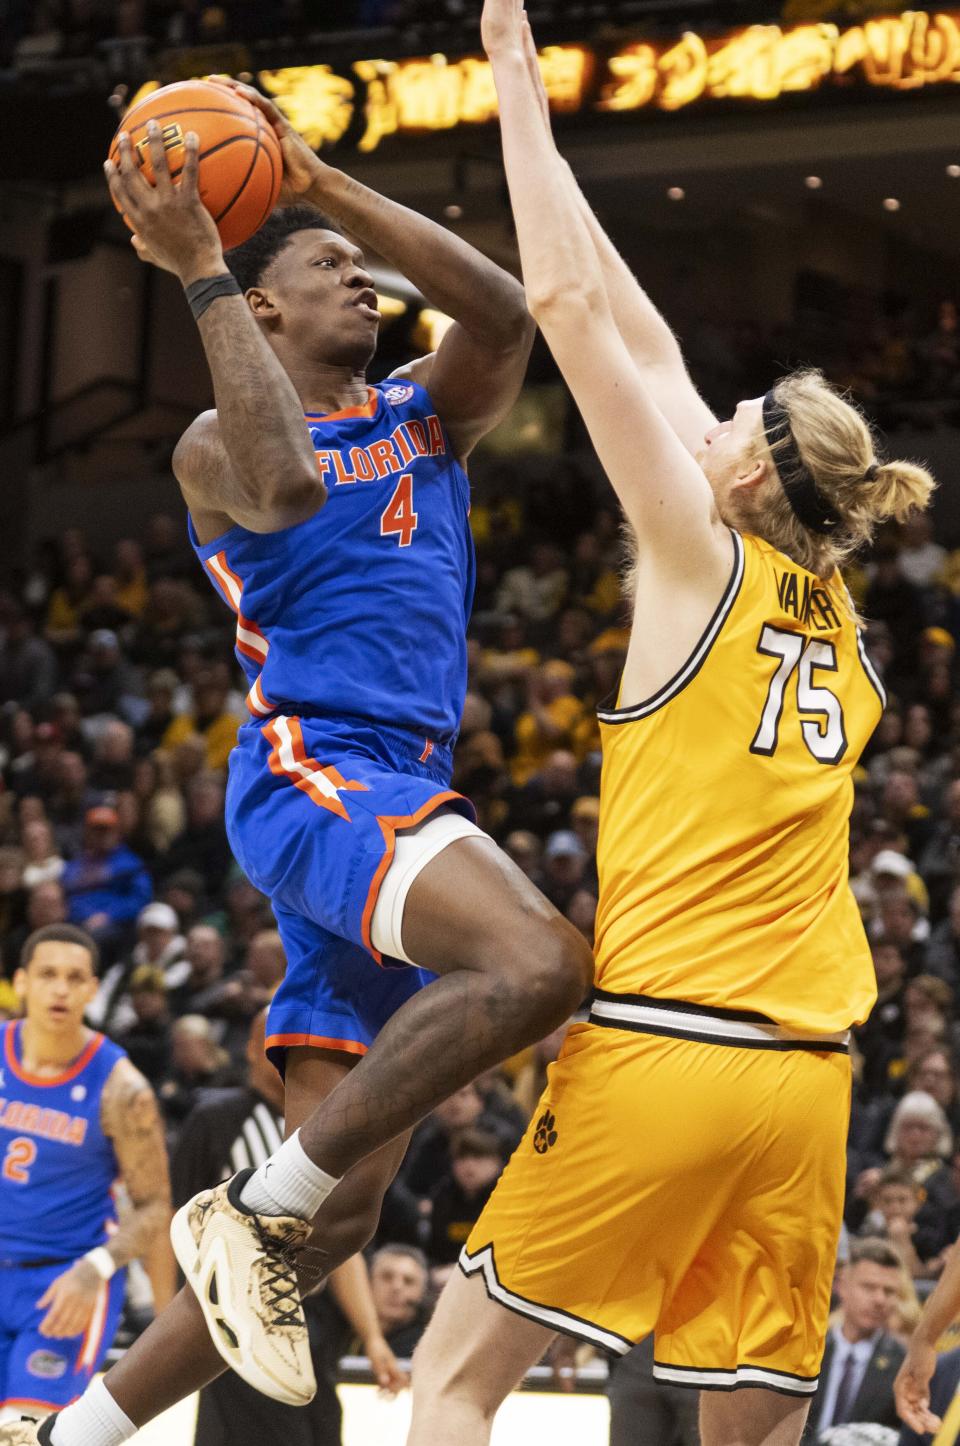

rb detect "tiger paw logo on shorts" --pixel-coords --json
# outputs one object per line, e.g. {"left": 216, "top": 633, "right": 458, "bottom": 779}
{"left": 533, "top": 1109, "right": 558, "bottom": 1154}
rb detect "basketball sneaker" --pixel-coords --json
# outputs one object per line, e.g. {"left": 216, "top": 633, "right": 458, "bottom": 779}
{"left": 170, "top": 1167, "right": 318, "bottom": 1406}
{"left": 0, "top": 1416, "right": 52, "bottom": 1445}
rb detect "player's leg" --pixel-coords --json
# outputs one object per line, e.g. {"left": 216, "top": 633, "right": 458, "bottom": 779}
{"left": 699, "top": 1389, "right": 810, "bottom": 1446}
{"left": 293, "top": 834, "right": 591, "bottom": 1178}
{"left": 406, "top": 1268, "right": 554, "bottom": 1446}
{"left": 42, "top": 1049, "right": 408, "bottom": 1445}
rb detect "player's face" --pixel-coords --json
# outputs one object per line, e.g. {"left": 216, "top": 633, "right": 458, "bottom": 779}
{"left": 697, "top": 398, "right": 767, "bottom": 514}
{"left": 260, "top": 230, "right": 381, "bottom": 369}
{"left": 15, "top": 941, "right": 97, "bottom": 1034}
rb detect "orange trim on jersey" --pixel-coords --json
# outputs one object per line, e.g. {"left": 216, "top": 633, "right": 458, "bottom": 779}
{"left": 304, "top": 388, "right": 378, "bottom": 423}
{"left": 1, "top": 1396, "right": 83, "bottom": 1412}
{"left": 246, "top": 676, "right": 274, "bottom": 719}
{"left": 4, "top": 1022, "right": 105, "bottom": 1088}
{"left": 204, "top": 552, "right": 269, "bottom": 665}
{"left": 263, "top": 716, "right": 368, "bottom": 821}
{"left": 360, "top": 792, "right": 466, "bottom": 965}
{"left": 265, "top": 1033, "right": 368, "bottom": 1057}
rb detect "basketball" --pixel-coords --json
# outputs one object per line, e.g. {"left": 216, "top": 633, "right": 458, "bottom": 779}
{"left": 108, "top": 79, "right": 283, "bottom": 252}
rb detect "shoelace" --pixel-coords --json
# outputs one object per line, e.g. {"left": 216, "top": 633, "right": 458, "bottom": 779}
{"left": 251, "top": 1216, "right": 308, "bottom": 1331}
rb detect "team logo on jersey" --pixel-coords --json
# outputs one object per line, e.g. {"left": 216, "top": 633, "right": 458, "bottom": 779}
{"left": 28, "top": 1349, "right": 67, "bottom": 1379}
{"left": 71, "top": 1085, "right": 86, "bottom": 1102}
{"left": 533, "top": 1109, "right": 558, "bottom": 1155}
{"left": 384, "top": 384, "right": 414, "bottom": 406}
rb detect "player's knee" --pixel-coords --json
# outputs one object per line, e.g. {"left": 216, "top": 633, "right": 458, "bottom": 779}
{"left": 523, "top": 923, "right": 594, "bottom": 1025}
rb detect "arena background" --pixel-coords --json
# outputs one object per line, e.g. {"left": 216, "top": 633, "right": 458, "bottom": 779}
{"left": 1, "top": 0, "right": 960, "bottom": 1442}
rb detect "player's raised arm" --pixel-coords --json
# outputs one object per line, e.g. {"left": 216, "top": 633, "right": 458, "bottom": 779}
{"left": 482, "top": 0, "right": 726, "bottom": 582}
{"left": 104, "top": 124, "right": 322, "bottom": 533}
{"left": 218, "top": 80, "right": 535, "bottom": 462}
{"left": 516, "top": 18, "right": 716, "bottom": 457}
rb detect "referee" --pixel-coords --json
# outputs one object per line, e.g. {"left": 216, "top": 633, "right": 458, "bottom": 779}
{"left": 171, "top": 1010, "right": 405, "bottom": 1446}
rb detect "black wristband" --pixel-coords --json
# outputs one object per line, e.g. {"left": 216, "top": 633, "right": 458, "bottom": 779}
{"left": 185, "top": 272, "right": 242, "bottom": 321}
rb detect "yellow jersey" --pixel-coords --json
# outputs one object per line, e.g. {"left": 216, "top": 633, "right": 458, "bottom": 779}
{"left": 593, "top": 530, "right": 883, "bottom": 1035}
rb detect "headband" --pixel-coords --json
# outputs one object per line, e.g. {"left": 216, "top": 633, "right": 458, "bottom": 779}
{"left": 762, "top": 391, "right": 846, "bottom": 536}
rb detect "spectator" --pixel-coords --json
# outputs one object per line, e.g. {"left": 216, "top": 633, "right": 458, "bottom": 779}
{"left": 513, "top": 1020, "right": 570, "bottom": 1119}
{"left": 898, "top": 511, "right": 947, "bottom": 588}
{"left": 72, "top": 628, "right": 139, "bottom": 718}
{"left": 919, "top": 792, "right": 960, "bottom": 926}
{"left": 157, "top": 1014, "right": 235, "bottom": 1126}
{"left": 19, "top": 817, "right": 64, "bottom": 890}
{"left": 113, "top": 538, "right": 149, "bottom": 618}
{"left": 802, "top": 1238, "right": 905, "bottom": 1440}
{"left": 44, "top": 552, "right": 94, "bottom": 650}
{"left": 403, "top": 1082, "right": 522, "bottom": 1200}
{"left": 167, "top": 923, "right": 229, "bottom": 1019}
{"left": 0, "top": 605, "right": 58, "bottom": 710}
{"left": 858, "top": 1167, "right": 949, "bottom": 1277}
{"left": 2, "top": 877, "right": 67, "bottom": 974}
{"left": 116, "top": 964, "right": 173, "bottom": 1087}
{"left": 368, "top": 1245, "right": 431, "bottom": 1356}
{"left": 89, "top": 899, "right": 187, "bottom": 1036}
{"left": 88, "top": 718, "right": 137, "bottom": 794}
{"left": 160, "top": 669, "right": 242, "bottom": 772}
{"left": 159, "top": 772, "right": 232, "bottom": 896}
{"left": 136, "top": 668, "right": 180, "bottom": 756}
{"left": 61, "top": 803, "right": 153, "bottom": 949}
{"left": 496, "top": 542, "right": 568, "bottom": 623}
{"left": 511, "top": 666, "right": 585, "bottom": 785}
{"left": 541, "top": 829, "right": 589, "bottom": 911}
{"left": 426, "top": 1128, "right": 504, "bottom": 1267}
{"left": 9, "top": 720, "right": 65, "bottom": 801}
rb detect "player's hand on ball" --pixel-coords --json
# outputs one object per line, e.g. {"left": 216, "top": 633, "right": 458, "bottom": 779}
{"left": 482, "top": 0, "right": 526, "bottom": 57}
{"left": 35, "top": 1259, "right": 103, "bottom": 1340}
{"left": 104, "top": 124, "right": 224, "bottom": 284}
{"left": 210, "top": 78, "right": 325, "bottom": 205}
{"left": 894, "top": 1338, "right": 941, "bottom": 1434}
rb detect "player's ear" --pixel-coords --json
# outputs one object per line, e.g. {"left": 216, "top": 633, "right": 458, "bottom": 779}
{"left": 12, "top": 966, "right": 26, "bottom": 1001}
{"left": 732, "top": 455, "right": 768, "bottom": 491}
{"left": 247, "top": 286, "right": 278, "bottom": 319}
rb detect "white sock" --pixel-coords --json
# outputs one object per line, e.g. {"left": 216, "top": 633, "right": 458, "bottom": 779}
{"left": 51, "top": 1377, "right": 136, "bottom": 1446}
{"left": 238, "top": 1129, "right": 340, "bottom": 1220}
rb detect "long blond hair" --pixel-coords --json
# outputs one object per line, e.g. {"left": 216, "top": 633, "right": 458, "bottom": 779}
{"left": 742, "top": 370, "right": 936, "bottom": 577}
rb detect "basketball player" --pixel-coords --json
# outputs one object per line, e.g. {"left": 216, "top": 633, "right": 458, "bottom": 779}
{"left": 0, "top": 89, "right": 592, "bottom": 1446}
{"left": 402, "top": 5, "right": 938, "bottom": 1446}
{"left": 0, "top": 926, "right": 170, "bottom": 1427}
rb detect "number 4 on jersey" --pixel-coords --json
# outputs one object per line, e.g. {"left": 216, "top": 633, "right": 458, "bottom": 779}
{"left": 751, "top": 624, "right": 848, "bottom": 765}
{"left": 380, "top": 474, "right": 418, "bottom": 548}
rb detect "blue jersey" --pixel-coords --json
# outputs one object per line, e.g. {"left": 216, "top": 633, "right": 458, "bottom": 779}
{"left": 0, "top": 1022, "right": 125, "bottom": 1264}
{"left": 189, "top": 380, "right": 476, "bottom": 748}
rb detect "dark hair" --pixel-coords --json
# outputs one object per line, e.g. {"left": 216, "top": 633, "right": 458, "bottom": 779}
{"left": 451, "top": 1127, "right": 502, "bottom": 1163}
{"left": 849, "top": 1236, "right": 905, "bottom": 1270}
{"left": 225, "top": 206, "right": 339, "bottom": 293}
{"left": 20, "top": 923, "right": 99, "bottom": 974}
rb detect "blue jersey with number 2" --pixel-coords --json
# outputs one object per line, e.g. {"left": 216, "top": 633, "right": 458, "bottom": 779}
{"left": 189, "top": 380, "right": 476, "bottom": 746}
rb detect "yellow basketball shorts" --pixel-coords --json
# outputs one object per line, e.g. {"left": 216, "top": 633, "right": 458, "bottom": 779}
{"left": 462, "top": 1004, "right": 852, "bottom": 1396}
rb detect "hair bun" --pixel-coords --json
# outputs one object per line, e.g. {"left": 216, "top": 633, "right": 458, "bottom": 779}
{"left": 865, "top": 463, "right": 880, "bottom": 482}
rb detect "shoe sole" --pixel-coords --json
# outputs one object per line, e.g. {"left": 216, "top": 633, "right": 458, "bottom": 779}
{"left": 170, "top": 1201, "right": 316, "bottom": 1406}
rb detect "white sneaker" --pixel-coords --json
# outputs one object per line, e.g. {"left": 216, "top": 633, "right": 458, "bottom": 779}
{"left": 171, "top": 1168, "right": 318, "bottom": 1405}
{"left": 0, "top": 1418, "right": 47, "bottom": 1445}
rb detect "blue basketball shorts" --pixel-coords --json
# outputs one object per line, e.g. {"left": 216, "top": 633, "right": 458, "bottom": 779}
{"left": 0, "top": 1259, "right": 126, "bottom": 1417}
{"left": 225, "top": 713, "right": 476, "bottom": 1076}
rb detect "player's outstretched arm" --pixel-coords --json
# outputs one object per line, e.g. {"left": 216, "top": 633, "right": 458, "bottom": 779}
{"left": 515, "top": 18, "right": 715, "bottom": 456}
{"left": 217, "top": 79, "right": 535, "bottom": 462}
{"left": 483, "top": 0, "right": 726, "bottom": 583}
{"left": 895, "top": 1237, "right": 960, "bottom": 1434}
{"left": 105, "top": 124, "right": 322, "bottom": 534}
{"left": 36, "top": 1059, "right": 172, "bottom": 1340}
